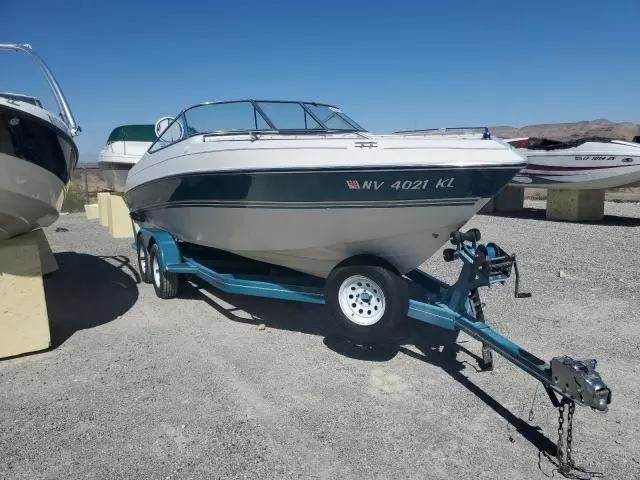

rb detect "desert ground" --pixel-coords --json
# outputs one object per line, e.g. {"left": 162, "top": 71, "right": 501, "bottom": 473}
{"left": 1, "top": 202, "right": 639, "bottom": 479}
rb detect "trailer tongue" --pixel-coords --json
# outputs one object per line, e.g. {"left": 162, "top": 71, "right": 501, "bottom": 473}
{"left": 431, "top": 229, "right": 610, "bottom": 414}
{"left": 135, "top": 225, "right": 612, "bottom": 477}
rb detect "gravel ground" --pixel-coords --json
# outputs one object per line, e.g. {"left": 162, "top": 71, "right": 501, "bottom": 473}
{"left": 1, "top": 202, "right": 640, "bottom": 479}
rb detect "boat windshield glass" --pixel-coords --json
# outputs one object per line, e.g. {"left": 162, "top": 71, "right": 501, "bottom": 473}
{"left": 150, "top": 100, "right": 365, "bottom": 152}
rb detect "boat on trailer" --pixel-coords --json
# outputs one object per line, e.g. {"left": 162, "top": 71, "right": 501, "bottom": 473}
{"left": 98, "top": 124, "right": 157, "bottom": 192}
{"left": 134, "top": 223, "right": 612, "bottom": 476}
{"left": 125, "top": 100, "right": 611, "bottom": 474}
{"left": 0, "top": 43, "right": 80, "bottom": 239}
{"left": 124, "top": 100, "right": 526, "bottom": 279}
{"left": 128, "top": 105, "right": 612, "bottom": 474}
{"left": 505, "top": 136, "right": 640, "bottom": 189}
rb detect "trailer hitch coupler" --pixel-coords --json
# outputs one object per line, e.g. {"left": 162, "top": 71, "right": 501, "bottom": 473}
{"left": 550, "top": 356, "right": 611, "bottom": 412}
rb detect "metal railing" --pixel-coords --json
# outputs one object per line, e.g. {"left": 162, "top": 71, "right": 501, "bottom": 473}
{"left": 0, "top": 43, "right": 81, "bottom": 136}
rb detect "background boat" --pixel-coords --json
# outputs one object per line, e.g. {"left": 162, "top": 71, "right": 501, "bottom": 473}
{"left": 98, "top": 124, "right": 156, "bottom": 192}
{"left": 0, "top": 43, "right": 80, "bottom": 239}
{"left": 506, "top": 137, "right": 640, "bottom": 189}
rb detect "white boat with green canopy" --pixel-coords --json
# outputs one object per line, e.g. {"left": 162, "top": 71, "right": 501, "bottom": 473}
{"left": 98, "top": 124, "right": 157, "bottom": 192}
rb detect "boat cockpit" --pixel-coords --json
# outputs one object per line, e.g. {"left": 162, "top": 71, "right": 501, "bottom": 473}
{"left": 149, "top": 100, "right": 366, "bottom": 152}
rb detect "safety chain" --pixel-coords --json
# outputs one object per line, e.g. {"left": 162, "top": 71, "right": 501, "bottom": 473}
{"left": 539, "top": 399, "right": 603, "bottom": 479}
{"left": 557, "top": 400, "right": 571, "bottom": 473}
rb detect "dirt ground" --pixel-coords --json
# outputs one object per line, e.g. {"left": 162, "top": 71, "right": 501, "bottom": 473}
{"left": 1, "top": 203, "right": 639, "bottom": 479}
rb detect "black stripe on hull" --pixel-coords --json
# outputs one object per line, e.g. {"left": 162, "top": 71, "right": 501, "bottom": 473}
{"left": 125, "top": 166, "right": 520, "bottom": 212}
{"left": 140, "top": 199, "right": 479, "bottom": 211}
{"left": 0, "top": 103, "right": 78, "bottom": 184}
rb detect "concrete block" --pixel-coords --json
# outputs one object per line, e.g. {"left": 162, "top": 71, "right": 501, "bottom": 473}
{"left": 84, "top": 203, "right": 99, "bottom": 220}
{"left": 479, "top": 186, "right": 524, "bottom": 214}
{"left": 493, "top": 186, "right": 524, "bottom": 212}
{"left": 98, "top": 192, "right": 111, "bottom": 227}
{"left": 31, "top": 228, "right": 58, "bottom": 275}
{"left": 0, "top": 234, "right": 50, "bottom": 358}
{"left": 546, "top": 189, "right": 605, "bottom": 222}
{"left": 108, "top": 194, "right": 133, "bottom": 238}
{"left": 479, "top": 198, "right": 495, "bottom": 214}
{"left": 3, "top": 229, "right": 58, "bottom": 275}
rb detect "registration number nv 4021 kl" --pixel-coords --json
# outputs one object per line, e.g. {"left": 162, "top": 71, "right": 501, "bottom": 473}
{"left": 346, "top": 178, "right": 456, "bottom": 190}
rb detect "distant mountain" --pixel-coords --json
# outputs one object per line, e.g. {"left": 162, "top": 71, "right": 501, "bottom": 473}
{"left": 491, "top": 119, "right": 640, "bottom": 141}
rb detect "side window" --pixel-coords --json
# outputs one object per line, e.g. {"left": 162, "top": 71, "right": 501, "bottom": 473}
{"left": 256, "top": 102, "right": 321, "bottom": 130}
{"left": 305, "top": 104, "right": 359, "bottom": 130}
{"left": 183, "top": 102, "right": 266, "bottom": 133}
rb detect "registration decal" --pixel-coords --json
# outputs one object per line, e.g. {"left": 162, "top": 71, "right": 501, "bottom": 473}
{"left": 574, "top": 156, "right": 616, "bottom": 161}
{"left": 346, "top": 177, "right": 455, "bottom": 191}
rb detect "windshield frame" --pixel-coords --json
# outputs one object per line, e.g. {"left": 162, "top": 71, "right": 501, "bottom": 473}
{"left": 148, "top": 99, "right": 366, "bottom": 153}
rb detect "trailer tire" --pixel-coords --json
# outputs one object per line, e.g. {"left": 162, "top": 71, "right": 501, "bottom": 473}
{"left": 136, "top": 235, "right": 153, "bottom": 283}
{"left": 325, "top": 264, "right": 408, "bottom": 345}
{"left": 150, "top": 243, "right": 179, "bottom": 299}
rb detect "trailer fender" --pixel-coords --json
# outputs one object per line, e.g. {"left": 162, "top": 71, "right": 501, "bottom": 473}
{"left": 137, "top": 228, "right": 182, "bottom": 272}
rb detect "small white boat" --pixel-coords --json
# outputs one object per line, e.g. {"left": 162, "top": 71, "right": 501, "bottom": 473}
{"left": 506, "top": 137, "right": 640, "bottom": 189}
{"left": 0, "top": 44, "right": 80, "bottom": 240}
{"left": 98, "top": 124, "right": 156, "bottom": 192}
{"left": 124, "top": 100, "right": 525, "bottom": 278}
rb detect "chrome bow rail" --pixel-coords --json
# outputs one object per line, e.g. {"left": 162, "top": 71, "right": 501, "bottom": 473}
{"left": 395, "top": 127, "right": 491, "bottom": 139}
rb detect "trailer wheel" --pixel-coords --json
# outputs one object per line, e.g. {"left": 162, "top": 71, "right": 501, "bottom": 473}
{"left": 325, "top": 264, "right": 408, "bottom": 344}
{"left": 150, "top": 243, "right": 179, "bottom": 299}
{"left": 136, "top": 235, "right": 152, "bottom": 283}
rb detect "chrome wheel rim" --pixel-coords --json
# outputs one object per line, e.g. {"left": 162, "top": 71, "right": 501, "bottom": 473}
{"left": 138, "top": 242, "right": 148, "bottom": 275}
{"left": 338, "top": 275, "right": 386, "bottom": 326}
{"left": 152, "top": 253, "right": 161, "bottom": 287}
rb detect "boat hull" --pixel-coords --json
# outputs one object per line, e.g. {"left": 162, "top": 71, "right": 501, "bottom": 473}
{"left": 130, "top": 200, "right": 489, "bottom": 278}
{"left": 99, "top": 161, "right": 133, "bottom": 192}
{"left": 98, "top": 139, "right": 151, "bottom": 192}
{"left": 509, "top": 140, "right": 640, "bottom": 189}
{"left": 126, "top": 165, "right": 519, "bottom": 278}
{"left": 0, "top": 152, "right": 66, "bottom": 239}
{"left": 0, "top": 100, "right": 77, "bottom": 239}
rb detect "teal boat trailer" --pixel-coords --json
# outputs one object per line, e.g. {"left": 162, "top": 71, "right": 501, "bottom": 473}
{"left": 134, "top": 225, "right": 611, "bottom": 476}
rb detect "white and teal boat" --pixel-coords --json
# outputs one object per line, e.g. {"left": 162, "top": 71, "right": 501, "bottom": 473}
{"left": 124, "top": 99, "right": 526, "bottom": 278}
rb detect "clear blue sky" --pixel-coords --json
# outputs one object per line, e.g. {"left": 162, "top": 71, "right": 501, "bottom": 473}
{"left": 3, "top": 0, "right": 639, "bottom": 161}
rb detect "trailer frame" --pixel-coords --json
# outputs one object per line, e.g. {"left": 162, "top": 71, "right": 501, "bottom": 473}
{"left": 134, "top": 225, "right": 611, "bottom": 415}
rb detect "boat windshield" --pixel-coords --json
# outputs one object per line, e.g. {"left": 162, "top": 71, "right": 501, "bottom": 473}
{"left": 149, "top": 100, "right": 365, "bottom": 152}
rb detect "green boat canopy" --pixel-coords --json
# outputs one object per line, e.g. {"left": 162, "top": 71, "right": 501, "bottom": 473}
{"left": 107, "top": 125, "right": 157, "bottom": 144}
